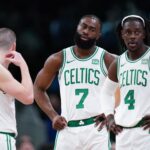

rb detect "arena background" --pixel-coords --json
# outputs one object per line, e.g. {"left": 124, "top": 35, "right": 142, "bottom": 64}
{"left": 0, "top": 0, "right": 149, "bottom": 149}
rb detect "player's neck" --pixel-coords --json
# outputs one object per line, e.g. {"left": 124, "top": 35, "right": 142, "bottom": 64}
{"left": 73, "top": 45, "right": 97, "bottom": 59}
{"left": 128, "top": 45, "right": 149, "bottom": 60}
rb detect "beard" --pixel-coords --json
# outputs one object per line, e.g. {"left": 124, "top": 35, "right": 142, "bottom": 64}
{"left": 74, "top": 32, "right": 97, "bottom": 49}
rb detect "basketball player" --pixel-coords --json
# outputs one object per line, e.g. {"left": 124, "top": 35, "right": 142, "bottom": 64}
{"left": 100, "top": 15, "right": 150, "bottom": 150}
{"left": 34, "top": 14, "right": 117, "bottom": 150}
{"left": 0, "top": 28, "right": 34, "bottom": 150}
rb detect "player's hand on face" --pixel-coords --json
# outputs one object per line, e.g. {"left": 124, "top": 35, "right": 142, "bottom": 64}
{"left": 141, "top": 115, "right": 150, "bottom": 130}
{"left": 5, "top": 51, "right": 26, "bottom": 66}
{"left": 94, "top": 113, "right": 107, "bottom": 131}
{"left": 107, "top": 114, "right": 123, "bottom": 135}
{"left": 52, "top": 115, "right": 67, "bottom": 131}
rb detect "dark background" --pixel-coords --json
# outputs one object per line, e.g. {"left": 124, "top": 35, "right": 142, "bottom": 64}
{"left": 0, "top": 0, "right": 149, "bottom": 149}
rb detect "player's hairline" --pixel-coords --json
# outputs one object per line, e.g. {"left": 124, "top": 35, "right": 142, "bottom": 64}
{"left": 121, "top": 15, "right": 145, "bottom": 27}
{"left": 80, "top": 14, "right": 101, "bottom": 24}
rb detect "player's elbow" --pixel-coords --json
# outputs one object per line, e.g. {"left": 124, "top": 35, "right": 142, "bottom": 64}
{"left": 22, "top": 93, "right": 34, "bottom": 105}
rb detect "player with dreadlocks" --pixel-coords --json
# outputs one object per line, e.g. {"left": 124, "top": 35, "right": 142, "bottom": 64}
{"left": 99, "top": 15, "right": 150, "bottom": 150}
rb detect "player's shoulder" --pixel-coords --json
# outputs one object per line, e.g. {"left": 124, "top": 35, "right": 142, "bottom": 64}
{"left": 45, "top": 46, "right": 73, "bottom": 67}
{"left": 102, "top": 49, "right": 118, "bottom": 70}
{"left": 46, "top": 49, "right": 63, "bottom": 61}
{"left": 43, "top": 49, "right": 65, "bottom": 71}
{"left": 104, "top": 50, "right": 118, "bottom": 62}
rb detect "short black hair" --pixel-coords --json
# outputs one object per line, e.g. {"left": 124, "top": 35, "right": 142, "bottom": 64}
{"left": 79, "top": 14, "right": 102, "bottom": 30}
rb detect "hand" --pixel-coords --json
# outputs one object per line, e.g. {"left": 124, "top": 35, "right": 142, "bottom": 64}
{"left": 141, "top": 115, "right": 150, "bottom": 130}
{"left": 5, "top": 51, "right": 26, "bottom": 67}
{"left": 106, "top": 114, "right": 123, "bottom": 135}
{"left": 94, "top": 113, "right": 106, "bottom": 131}
{"left": 52, "top": 115, "right": 67, "bottom": 131}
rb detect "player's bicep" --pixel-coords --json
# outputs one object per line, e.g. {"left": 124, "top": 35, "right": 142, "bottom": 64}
{"left": 108, "top": 59, "right": 118, "bottom": 82}
{"left": 115, "top": 87, "right": 120, "bottom": 108}
{"left": 34, "top": 67, "right": 55, "bottom": 90}
{"left": 34, "top": 53, "right": 62, "bottom": 90}
{"left": 104, "top": 52, "right": 118, "bottom": 70}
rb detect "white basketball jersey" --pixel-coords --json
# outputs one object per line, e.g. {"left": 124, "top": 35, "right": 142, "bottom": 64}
{"left": 116, "top": 48, "right": 150, "bottom": 127}
{"left": 0, "top": 90, "right": 17, "bottom": 135}
{"left": 58, "top": 46, "right": 107, "bottom": 121}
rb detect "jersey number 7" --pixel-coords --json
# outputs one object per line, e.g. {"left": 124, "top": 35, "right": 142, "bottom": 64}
{"left": 75, "top": 88, "right": 89, "bottom": 109}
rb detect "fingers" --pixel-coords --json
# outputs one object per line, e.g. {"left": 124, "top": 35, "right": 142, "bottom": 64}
{"left": 4, "top": 51, "right": 25, "bottom": 66}
{"left": 142, "top": 125, "right": 150, "bottom": 130}
{"left": 94, "top": 120, "right": 105, "bottom": 130}
{"left": 94, "top": 114, "right": 106, "bottom": 131}
{"left": 5, "top": 53, "right": 14, "bottom": 58}
{"left": 106, "top": 115, "right": 123, "bottom": 135}
{"left": 52, "top": 116, "right": 67, "bottom": 130}
{"left": 5, "top": 51, "right": 21, "bottom": 59}
{"left": 53, "top": 123, "right": 65, "bottom": 130}
{"left": 143, "top": 115, "right": 150, "bottom": 120}
{"left": 5, "top": 52, "right": 15, "bottom": 62}
{"left": 110, "top": 125, "right": 123, "bottom": 135}
{"left": 142, "top": 120, "right": 150, "bottom": 130}
{"left": 61, "top": 117, "right": 67, "bottom": 126}
{"left": 94, "top": 120, "right": 100, "bottom": 127}
{"left": 4, "top": 57, "right": 15, "bottom": 63}
{"left": 141, "top": 115, "right": 150, "bottom": 130}
{"left": 97, "top": 120, "right": 107, "bottom": 131}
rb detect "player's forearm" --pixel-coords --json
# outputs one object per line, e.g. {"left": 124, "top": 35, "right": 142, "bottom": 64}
{"left": 101, "top": 94, "right": 115, "bottom": 116}
{"left": 100, "top": 77, "right": 118, "bottom": 116}
{"left": 19, "top": 63, "right": 34, "bottom": 104}
{"left": 34, "top": 88, "right": 58, "bottom": 120}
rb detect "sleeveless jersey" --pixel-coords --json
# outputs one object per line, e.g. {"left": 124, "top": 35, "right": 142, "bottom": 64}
{"left": 0, "top": 90, "right": 17, "bottom": 135}
{"left": 58, "top": 46, "right": 107, "bottom": 121}
{"left": 116, "top": 48, "right": 150, "bottom": 127}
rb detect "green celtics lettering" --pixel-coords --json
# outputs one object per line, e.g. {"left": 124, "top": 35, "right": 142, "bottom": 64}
{"left": 64, "top": 68, "right": 100, "bottom": 86}
{"left": 120, "top": 69, "right": 148, "bottom": 87}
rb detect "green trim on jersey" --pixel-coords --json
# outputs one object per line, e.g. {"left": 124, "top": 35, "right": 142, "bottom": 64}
{"left": 53, "top": 132, "right": 59, "bottom": 150}
{"left": 71, "top": 46, "right": 98, "bottom": 61}
{"left": 100, "top": 50, "right": 107, "bottom": 77}
{"left": 58, "top": 49, "right": 66, "bottom": 80}
{"left": 117, "top": 56, "right": 120, "bottom": 80}
{"left": 6, "top": 134, "right": 12, "bottom": 150}
{"left": 125, "top": 48, "right": 150, "bottom": 63}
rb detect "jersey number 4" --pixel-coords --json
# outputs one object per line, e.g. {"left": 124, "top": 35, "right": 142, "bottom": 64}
{"left": 75, "top": 88, "right": 88, "bottom": 109}
{"left": 124, "top": 90, "right": 135, "bottom": 110}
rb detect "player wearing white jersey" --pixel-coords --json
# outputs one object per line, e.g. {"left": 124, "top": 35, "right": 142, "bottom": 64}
{"left": 116, "top": 49, "right": 150, "bottom": 126}
{"left": 59, "top": 46, "right": 106, "bottom": 121}
{"left": 34, "top": 15, "right": 117, "bottom": 150}
{"left": 100, "top": 15, "right": 150, "bottom": 150}
{"left": 0, "top": 28, "right": 34, "bottom": 150}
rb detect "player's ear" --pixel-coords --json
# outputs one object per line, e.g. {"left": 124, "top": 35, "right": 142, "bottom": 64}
{"left": 142, "top": 30, "right": 146, "bottom": 40}
{"left": 96, "top": 32, "right": 101, "bottom": 40}
{"left": 9, "top": 42, "right": 16, "bottom": 51}
{"left": 121, "top": 30, "right": 124, "bottom": 39}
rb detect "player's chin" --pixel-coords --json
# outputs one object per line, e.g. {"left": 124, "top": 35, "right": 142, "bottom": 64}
{"left": 128, "top": 47, "right": 137, "bottom": 52}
